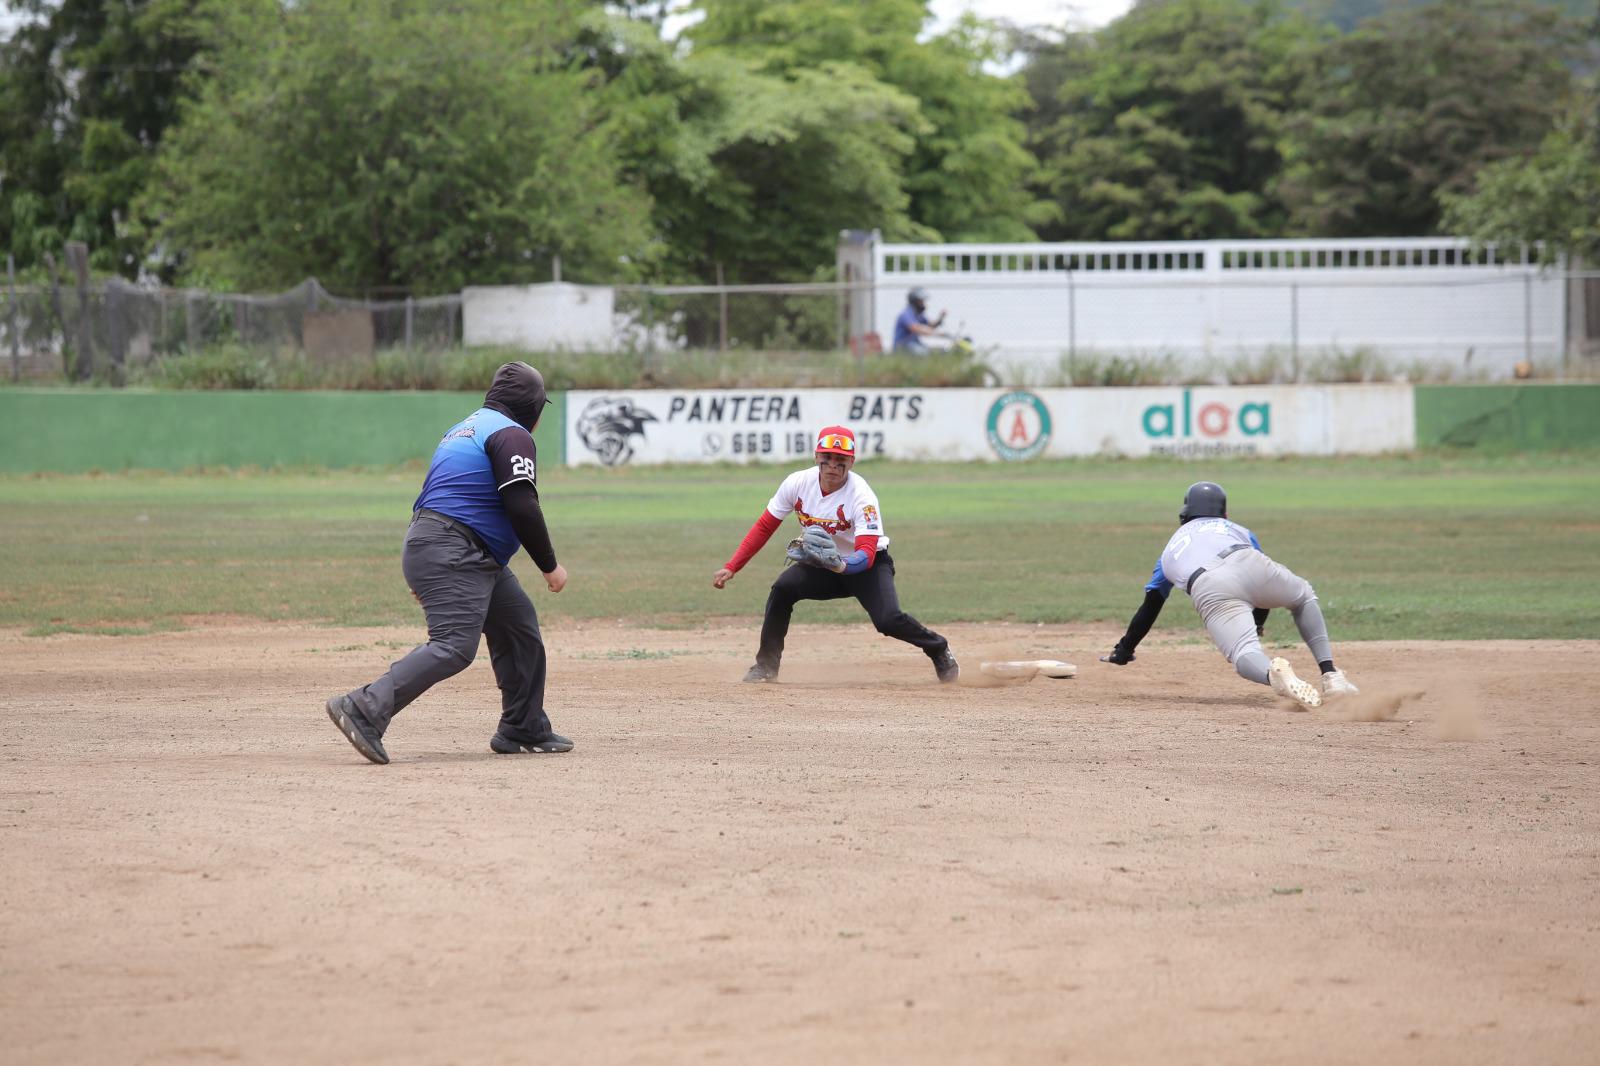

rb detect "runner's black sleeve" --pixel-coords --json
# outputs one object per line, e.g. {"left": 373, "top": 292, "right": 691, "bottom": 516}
{"left": 1115, "top": 589, "right": 1167, "bottom": 657}
{"left": 501, "top": 482, "right": 558, "bottom": 573}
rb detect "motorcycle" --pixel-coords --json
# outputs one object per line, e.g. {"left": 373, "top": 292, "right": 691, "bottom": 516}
{"left": 905, "top": 321, "right": 999, "bottom": 385}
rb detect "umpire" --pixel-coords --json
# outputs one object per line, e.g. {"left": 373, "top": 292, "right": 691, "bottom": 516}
{"left": 325, "top": 361, "right": 572, "bottom": 764}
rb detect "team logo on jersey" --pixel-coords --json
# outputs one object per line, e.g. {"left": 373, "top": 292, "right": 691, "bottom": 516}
{"left": 576, "top": 397, "right": 658, "bottom": 466}
{"left": 986, "top": 391, "right": 1052, "bottom": 461}
{"left": 796, "top": 503, "right": 852, "bottom": 534}
{"left": 862, "top": 504, "right": 878, "bottom": 528}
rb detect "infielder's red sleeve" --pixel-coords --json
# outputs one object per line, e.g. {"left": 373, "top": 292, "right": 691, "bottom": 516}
{"left": 724, "top": 510, "right": 783, "bottom": 573}
{"left": 853, "top": 533, "right": 879, "bottom": 570}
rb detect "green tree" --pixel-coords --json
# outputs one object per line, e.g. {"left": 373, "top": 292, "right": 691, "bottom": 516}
{"left": 567, "top": 1, "right": 928, "bottom": 286}
{"left": 1441, "top": 89, "right": 1600, "bottom": 263}
{"left": 1277, "top": 0, "right": 1585, "bottom": 236}
{"left": 684, "top": 0, "right": 1046, "bottom": 251}
{"left": 1034, "top": 0, "right": 1321, "bottom": 241}
{"left": 0, "top": 0, "right": 207, "bottom": 276}
{"left": 136, "top": 0, "right": 652, "bottom": 292}
{"left": 1284, "top": 0, "right": 1595, "bottom": 33}
{"left": 656, "top": 56, "right": 925, "bottom": 284}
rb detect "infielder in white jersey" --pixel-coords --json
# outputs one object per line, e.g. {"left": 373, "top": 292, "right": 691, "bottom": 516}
{"left": 1098, "top": 481, "right": 1358, "bottom": 709}
{"left": 712, "top": 425, "right": 959, "bottom": 685}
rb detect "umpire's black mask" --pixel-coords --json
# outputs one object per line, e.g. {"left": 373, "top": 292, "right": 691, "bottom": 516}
{"left": 484, "top": 362, "right": 549, "bottom": 431}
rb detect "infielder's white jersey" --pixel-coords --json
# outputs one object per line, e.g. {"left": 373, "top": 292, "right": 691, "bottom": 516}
{"left": 766, "top": 468, "right": 889, "bottom": 553}
{"left": 1149, "top": 517, "right": 1262, "bottom": 595}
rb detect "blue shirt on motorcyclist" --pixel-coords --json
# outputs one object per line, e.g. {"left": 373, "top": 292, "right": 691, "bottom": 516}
{"left": 893, "top": 306, "right": 932, "bottom": 352}
{"left": 893, "top": 288, "right": 945, "bottom": 352}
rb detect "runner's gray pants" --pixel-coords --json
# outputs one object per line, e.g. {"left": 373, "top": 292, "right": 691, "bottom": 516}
{"left": 344, "top": 516, "right": 552, "bottom": 744}
{"left": 1189, "top": 550, "right": 1333, "bottom": 685}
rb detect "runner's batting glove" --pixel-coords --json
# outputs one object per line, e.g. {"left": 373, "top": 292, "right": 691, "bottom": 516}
{"left": 785, "top": 525, "right": 845, "bottom": 572}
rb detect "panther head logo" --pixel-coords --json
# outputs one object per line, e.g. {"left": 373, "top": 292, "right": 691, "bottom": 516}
{"left": 576, "top": 397, "right": 658, "bottom": 467}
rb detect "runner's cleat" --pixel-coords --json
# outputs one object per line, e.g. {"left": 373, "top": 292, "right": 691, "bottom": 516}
{"left": 1268, "top": 657, "right": 1323, "bottom": 710}
{"left": 1321, "top": 669, "right": 1360, "bottom": 699}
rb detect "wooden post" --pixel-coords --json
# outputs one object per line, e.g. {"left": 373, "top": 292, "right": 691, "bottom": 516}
{"left": 65, "top": 241, "right": 93, "bottom": 380}
{"left": 106, "top": 279, "right": 126, "bottom": 379}
{"left": 186, "top": 290, "right": 199, "bottom": 352}
{"left": 42, "top": 252, "right": 70, "bottom": 378}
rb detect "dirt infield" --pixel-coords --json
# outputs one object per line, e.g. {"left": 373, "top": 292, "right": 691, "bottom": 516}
{"left": 3, "top": 621, "right": 1597, "bottom": 1064}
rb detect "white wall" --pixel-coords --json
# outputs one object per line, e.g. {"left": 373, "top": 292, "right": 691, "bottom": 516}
{"left": 873, "top": 238, "right": 1563, "bottom": 379}
{"left": 462, "top": 283, "right": 615, "bottom": 350}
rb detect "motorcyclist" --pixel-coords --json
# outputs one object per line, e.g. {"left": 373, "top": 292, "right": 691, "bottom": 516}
{"left": 892, "top": 287, "right": 946, "bottom": 354}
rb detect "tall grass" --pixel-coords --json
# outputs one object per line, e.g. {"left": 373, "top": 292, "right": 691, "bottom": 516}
{"left": 13, "top": 340, "right": 1587, "bottom": 392}
{"left": 112, "top": 343, "right": 998, "bottom": 391}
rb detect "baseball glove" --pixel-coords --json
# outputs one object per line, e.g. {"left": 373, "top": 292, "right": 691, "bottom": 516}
{"left": 785, "top": 525, "right": 845, "bottom": 572}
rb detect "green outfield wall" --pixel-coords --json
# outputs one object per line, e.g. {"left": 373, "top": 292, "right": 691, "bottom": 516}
{"left": 3, "top": 384, "right": 1596, "bottom": 474}
{"left": 0, "top": 390, "right": 567, "bottom": 474}
{"left": 1415, "top": 384, "right": 1600, "bottom": 450}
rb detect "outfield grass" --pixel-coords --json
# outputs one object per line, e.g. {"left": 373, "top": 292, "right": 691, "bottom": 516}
{"left": 1, "top": 452, "right": 1596, "bottom": 640}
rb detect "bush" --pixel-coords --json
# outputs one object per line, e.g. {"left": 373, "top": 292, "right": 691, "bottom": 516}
{"left": 111, "top": 342, "right": 1002, "bottom": 391}
{"left": 1058, "top": 350, "right": 1183, "bottom": 387}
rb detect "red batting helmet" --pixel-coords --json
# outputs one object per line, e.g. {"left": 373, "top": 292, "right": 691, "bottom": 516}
{"left": 814, "top": 425, "right": 856, "bottom": 457}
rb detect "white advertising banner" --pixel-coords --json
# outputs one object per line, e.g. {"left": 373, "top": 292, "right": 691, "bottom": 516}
{"left": 562, "top": 385, "right": 1414, "bottom": 466}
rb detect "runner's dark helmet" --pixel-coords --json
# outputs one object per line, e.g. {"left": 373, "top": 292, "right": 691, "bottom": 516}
{"left": 1179, "top": 481, "right": 1227, "bottom": 523}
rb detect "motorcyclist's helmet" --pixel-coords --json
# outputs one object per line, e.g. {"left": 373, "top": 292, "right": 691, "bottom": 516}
{"left": 907, "top": 287, "right": 929, "bottom": 312}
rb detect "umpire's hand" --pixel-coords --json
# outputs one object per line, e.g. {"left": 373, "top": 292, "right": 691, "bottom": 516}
{"left": 544, "top": 563, "right": 568, "bottom": 593}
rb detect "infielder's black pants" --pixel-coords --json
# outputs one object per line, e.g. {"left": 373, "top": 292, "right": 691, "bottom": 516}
{"left": 343, "top": 515, "right": 553, "bottom": 744}
{"left": 755, "top": 551, "right": 948, "bottom": 672}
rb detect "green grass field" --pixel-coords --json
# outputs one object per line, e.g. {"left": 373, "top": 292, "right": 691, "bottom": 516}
{"left": 2, "top": 451, "right": 1596, "bottom": 641}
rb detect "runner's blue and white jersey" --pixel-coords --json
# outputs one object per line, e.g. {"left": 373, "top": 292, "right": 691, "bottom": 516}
{"left": 1145, "top": 518, "right": 1263, "bottom": 598}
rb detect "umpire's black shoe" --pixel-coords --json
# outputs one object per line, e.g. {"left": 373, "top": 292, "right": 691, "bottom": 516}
{"left": 933, "top": 649, "right": 960, "bottom": 684}
{"left": 742, "top": 662, "right": 777, "bottom": 683}
{"left": 490, "top": 732, "right": 574, "bottom": 754}
{"left": 325, "top": 695, "right": 389, "bottom": 765}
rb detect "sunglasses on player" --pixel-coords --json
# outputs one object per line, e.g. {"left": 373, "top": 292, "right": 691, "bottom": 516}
{"left": 816, "top": 434, "right": 855, "bottom": 453}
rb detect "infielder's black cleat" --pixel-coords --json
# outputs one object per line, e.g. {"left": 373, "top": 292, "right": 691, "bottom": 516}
{"left": 742, "top": 663, "right": 777, "bottom": 683}
{"left": 490, "top": 732, "right": 574, "bottom": 754}
{"left": 325, "top": 695, "right": 389, "bottom": 765}
{"left": 933, "top": 649, "right": 960, "bottom": 684}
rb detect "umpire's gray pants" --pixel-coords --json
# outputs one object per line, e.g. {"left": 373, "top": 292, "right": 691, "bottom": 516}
{"left": 344, "top": 516, "right": 552, "bottom": 744}
{"left": 1189, "top": 549, "right": 1333, "bottom": 683}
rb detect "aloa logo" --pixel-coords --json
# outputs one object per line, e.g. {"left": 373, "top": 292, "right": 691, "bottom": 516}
{"left": 1142, "top": 390, "right": 1271, "bottom": 439}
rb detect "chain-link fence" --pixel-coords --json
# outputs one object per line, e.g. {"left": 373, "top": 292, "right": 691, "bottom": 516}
{"left": 1, "top": 277, "right": 461, "bottom": 382}
{"left": 7, "top": 267, "right": 1599, "bottom": 386}
{"left": 612, "top": 284, "right": 847, "bottom": 354}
